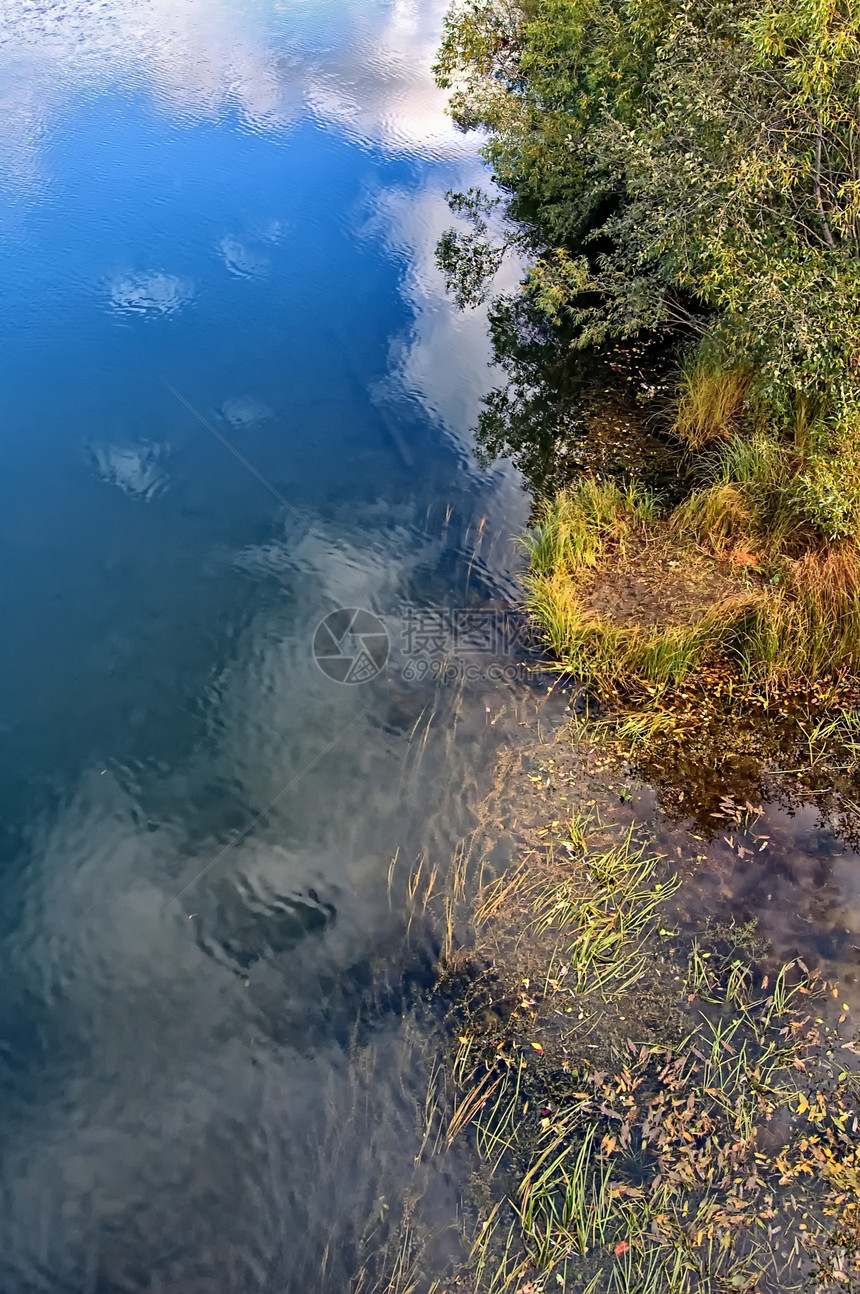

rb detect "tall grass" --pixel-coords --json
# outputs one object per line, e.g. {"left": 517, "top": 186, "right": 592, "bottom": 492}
{"left": 673, "top": 348, "right": 753, "bottom": 449}
{"left": 525, "top": 479, "right": 658, "bottom": 578}
{"left": 732, "top": 544, "right": 860, "bottom": 684}
{"left": 672, "top": 428, "right": 810, "bottom": 562}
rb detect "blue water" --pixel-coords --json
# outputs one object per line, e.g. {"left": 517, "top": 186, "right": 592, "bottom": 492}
{"left": 0, "top": 5, "right": 533, "bottom": 1288}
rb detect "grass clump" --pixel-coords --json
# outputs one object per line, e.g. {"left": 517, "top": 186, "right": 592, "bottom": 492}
{"left": 526, "top": 479, "right": 659, "bottom": 578}
{"left": 673, "top": 431, "right": 793, "bottom": 559}
{"left": 527, "top": 587, "right": 752, "bottom": 694}
{"left": 524, "top": 479, "right": 761, "bottom": 695}
{"left": 732, "top": 545, "right": 860, "bottom": 685}
{"left": 673, "top": 350, "right": 753, "bottom": 450}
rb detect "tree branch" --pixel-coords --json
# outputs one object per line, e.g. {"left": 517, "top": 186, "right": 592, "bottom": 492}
{"left": 815, "top": 120, "right": 837, "bottom": 247}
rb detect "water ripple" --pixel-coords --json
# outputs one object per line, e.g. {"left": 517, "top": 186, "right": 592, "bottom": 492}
{"left": 108, "top": 270, "right": 194, "bottom": 318}
{"left": 90, "top": 441, "right": 169, "bottom": 501}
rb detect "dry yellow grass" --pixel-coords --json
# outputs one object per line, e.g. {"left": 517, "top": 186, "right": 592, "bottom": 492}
{"left": 673, "top": 352, "right": 752, "bottom": 449}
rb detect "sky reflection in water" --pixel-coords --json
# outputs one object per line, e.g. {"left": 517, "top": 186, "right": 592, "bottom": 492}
{"left": 0, "top": 1, "right": 533, "bottom": 1288}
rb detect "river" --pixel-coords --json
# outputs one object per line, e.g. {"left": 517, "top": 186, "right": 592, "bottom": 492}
{"left": 0, "top": 2, "right": 540, "bottom": 1288}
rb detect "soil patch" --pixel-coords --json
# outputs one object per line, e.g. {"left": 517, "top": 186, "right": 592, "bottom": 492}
{"left": 582, "top": 527, "right": 756, "bottom": 628}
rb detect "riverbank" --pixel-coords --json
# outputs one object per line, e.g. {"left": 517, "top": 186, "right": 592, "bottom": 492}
{"left": 523, "top": 474, "right": 860, "bottom": 704}
{"left": 355, "top": 0, "right": 860, "bottom": 1278}
{"left": 435, "top": 0, "right": 860, "bottom": 707}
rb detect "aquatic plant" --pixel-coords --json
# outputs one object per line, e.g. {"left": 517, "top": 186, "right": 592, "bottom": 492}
{"left": 446, "top": 813, "right": 860, "bottom": 1294}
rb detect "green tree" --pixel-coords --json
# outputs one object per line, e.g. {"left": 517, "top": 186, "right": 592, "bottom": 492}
{"left": 435, "top": 0, "right": 860, "bottom": 472}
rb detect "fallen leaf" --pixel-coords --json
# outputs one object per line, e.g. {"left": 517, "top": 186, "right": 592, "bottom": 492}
{"left": 729, "top": 549, "right": 760, "bottom": 567}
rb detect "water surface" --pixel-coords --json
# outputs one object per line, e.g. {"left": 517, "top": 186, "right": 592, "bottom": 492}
{"left": 0, "top": 4, "right": 534, "bottom": 1288}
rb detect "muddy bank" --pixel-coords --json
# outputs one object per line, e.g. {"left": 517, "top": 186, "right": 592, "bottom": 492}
{"left": 580, "top": 523, "right": 754, "bottom": 629}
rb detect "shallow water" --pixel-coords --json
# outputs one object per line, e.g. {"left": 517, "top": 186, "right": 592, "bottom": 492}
{"left": 570, "top": 738, "right": 860, "bottom": 1013}
{"left": 0, "top": 4, "right": 539, "bottom": 1288}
